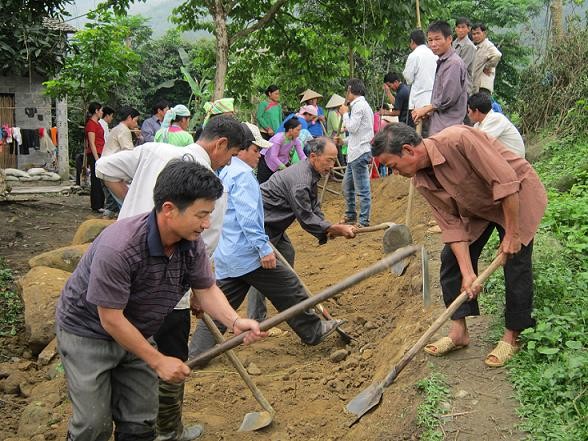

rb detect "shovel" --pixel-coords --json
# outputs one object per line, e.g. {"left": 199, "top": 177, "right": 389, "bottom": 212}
{"left": 186, "top": 245, "right": 420, "bottom": 369}
{"left": 355, "top": 222, "right": 413, "bottom": 275}
{"left": 345, "top": 253, "right": 504, "bottom": 424}
{"left": 270, "top": 244, "right": 354, "bottom": 344}
{"left": 202, "top": 314, "right": 275, "bottom": 432}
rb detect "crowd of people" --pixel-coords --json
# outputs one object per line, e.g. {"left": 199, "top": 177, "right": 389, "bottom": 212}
{"left": 60, "top": 17, "right": 546, "bottom": 441}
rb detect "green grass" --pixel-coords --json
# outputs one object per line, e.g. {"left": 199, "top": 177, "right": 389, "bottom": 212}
{"left": 0, "top": 259, "right": 24, "bottom": 337}
{"left": 477, "top": 135, "right": 588, "bottom": 440}
{"left": 415, "top": 370, "right": 450, "bottom": 441}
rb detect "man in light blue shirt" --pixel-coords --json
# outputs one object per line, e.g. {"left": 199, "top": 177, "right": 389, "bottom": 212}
{"left": 189, "top": 123, "right": 342, "bottom": 360}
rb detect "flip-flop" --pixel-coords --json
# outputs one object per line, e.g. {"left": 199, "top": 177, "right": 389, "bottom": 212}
{"left": 424, "top": 336, "right": 467, "bottom": 357}
{"left": 485, "top": 341, "right": 519, "bottom": 367}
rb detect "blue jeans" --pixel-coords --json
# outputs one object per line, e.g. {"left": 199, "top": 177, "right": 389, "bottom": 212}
{"left": 342, "top": 151, "right": 372, "bottom": 225}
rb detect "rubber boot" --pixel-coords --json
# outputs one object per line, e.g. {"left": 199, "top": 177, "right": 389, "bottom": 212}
{"left": 155, "top": 380, "right": 204, "bottom": 440}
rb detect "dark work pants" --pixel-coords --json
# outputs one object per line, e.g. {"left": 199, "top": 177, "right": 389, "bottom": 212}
{"left": 256, "top": 155, "right": 275, "bottom": 184}
{"left": 87, "top": 154, "right": 104, "bottom": 211}
{"left": 153, "top": 309, "right": 191, "bottom": 437}
{"left": 246, "top": 232, "right": 296, "bottom": 321}
{"left": 189, "top": 258, "right": 323, "bottom": 360}
{"left": 440, "top": 223, "right": 536, "bottom": 331}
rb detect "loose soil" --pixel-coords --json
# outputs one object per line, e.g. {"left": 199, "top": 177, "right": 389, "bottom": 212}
{"left": 0, "top": 177, "right": 525, "bottom": 440}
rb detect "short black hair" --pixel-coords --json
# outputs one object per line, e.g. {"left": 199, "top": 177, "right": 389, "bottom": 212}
{"left": 153, "top": 160, "right": 223, "bottom": 212}
{"left": 199, "top": 115, "right": 248, "bottom": 150}
{"left": 468, "top": 93, "right": 492, "bottom": 114}
{"left": 265, "top": 85, "right": 279, "bottom": 96}
{"left": 472, "top": 22, "right": 487, "bottom": 32}
{"left": 307, "top": 137, "right": 334, "bottom": 155}
{"left": 410, "top": 29, "right": 426, "bottom": 45}
{"left": 384, "top": 72, "right": 401, "bottom": 84}
{"left": 102, "top": 106, "right": 115, "bottom": 117}
{"left": 118, "top": 106, "right": 140, "bottom": 123}
{"left": 455, "top": 17, "right": 471, "bottom": 27}
{"left": 372, "top": 123, "right": 422, "bottom": 157}
{"left": 87, "top": 102, "right": 102, "bottom": 119}
{"left": 347, "top": 78, "right": 367, "bottom": 97}
{"left": 428, "top": 20, "right": 452, "bottom": 38}
{"left": 284, "top": 117, "right": 301, "bottom": 131}
{"left": 152, "top": 99, "right": 170, "bottom": 115}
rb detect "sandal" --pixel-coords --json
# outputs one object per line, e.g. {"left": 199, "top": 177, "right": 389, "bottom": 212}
{"left": 266, "top": 327, "right": 287, "bottom": 337}
{"left": 340, "top": 216, "right": 357, "bottom": 225}
{"left": 485, "top": 341, "right": 519, "bottom": 367}
{"left": 424, "top": 336, "right": 467, "bottom": 357}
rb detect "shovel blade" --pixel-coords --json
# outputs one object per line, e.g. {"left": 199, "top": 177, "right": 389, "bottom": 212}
{"left": 238, "top": 410, "right": 273, "bottom": 432}
{"left": 383, "top": 225, "right": 413, "bottom": 275}
{"left": 346, "top": 382, "right": 384, "bottom": 418}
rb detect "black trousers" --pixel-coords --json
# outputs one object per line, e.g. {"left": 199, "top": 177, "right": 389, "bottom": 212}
{"left": 154, "top": 309, "right": 191, "bottom": 361}
{"left": 87, "top": 154, "right": 104, "bottom": 211}
{"left": 189, "top": 259, "right": 323, "bottom": 360}
{"left": 440, "top": 223, "right": 535, "bottom": 331}
{"left": 256, "top": 155, "right": 275, "bottom": 184}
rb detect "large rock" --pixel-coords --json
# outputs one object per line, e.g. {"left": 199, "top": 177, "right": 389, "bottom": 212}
{"left": 28, "top": 243, "right": 90, "bottom": 273}
{"left": 71, "top": 218, "right": 115, "bottom": 245}
{"left": 18, "top": 266, "right": 71, "bottom": 355}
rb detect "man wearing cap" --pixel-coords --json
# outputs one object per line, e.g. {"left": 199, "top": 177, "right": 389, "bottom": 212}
{"left": 300, "top": 89, "right": 326, "bottom": 137}
{"left": 189, "top": 125, "right": 344, "bottom": 359}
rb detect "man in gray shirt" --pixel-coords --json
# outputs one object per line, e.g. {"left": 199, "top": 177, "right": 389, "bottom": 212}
{"left": 452, "top": 17, "right": 476, "bottom": 92}
{"left": 261, "top": 137, "right": 357, "bottom": 264}
{"left": 412, "top": 21, "right": 468, "bottom": 136}
{"left": 140, "top": 99, "right": 170, "bottom": 144}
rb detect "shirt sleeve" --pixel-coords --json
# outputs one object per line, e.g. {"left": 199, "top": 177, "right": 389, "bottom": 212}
{"left": 431, "top": 61, "right": 466, "bottom": 111}
{"left": 86, "top": 245, "right": 132, "bottom": 309}
{"left": 256, "top": 102, "right": 270, "bottom": 130}
{"left": 95, "top": 146, "right": 142, "bottom": 181}
{"left": 461, "top": 130, "right": 521, "bottom": 201}
{"left": 287, "top": 183, "right": 331, "bottom": 242}
{"left": 484, "top": 44, "right": 502, "bottom": 69}
{"left": 141, "top": 119, "right": 156, "bottom": 143}
{"left": 264, "top": 134, "right": 285, "bottom": 171}
{"left": 232, "top": 173, "right": 273, "bottom": 258}
{"left": 403, "top": 53, "right": 417, "bottom": 85}
{"left": 294, "top": 139, "right": 307, "bottom": 162}
{"left": 187, "top": 239, "right": 216, "bottom": 290}
{"left": 343, "top": 102, "right": 363, "bottom": 134}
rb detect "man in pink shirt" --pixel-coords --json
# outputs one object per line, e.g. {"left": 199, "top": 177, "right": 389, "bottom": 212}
{"left": 372, "top": 123, "right": 547, "bottom": 367}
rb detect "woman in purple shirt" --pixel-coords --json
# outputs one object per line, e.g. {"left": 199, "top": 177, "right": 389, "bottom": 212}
{"left": 257, "top": 118, "right": 305, "bottom": 183}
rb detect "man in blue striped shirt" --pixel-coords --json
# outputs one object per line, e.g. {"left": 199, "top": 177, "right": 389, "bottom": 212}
{"left": 189, "top": 124, "right": 343, "bottom": 359}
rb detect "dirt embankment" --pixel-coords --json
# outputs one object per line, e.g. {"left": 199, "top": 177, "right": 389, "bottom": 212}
{"left": 0, "top": 177, "right": 524, "bottom": 440}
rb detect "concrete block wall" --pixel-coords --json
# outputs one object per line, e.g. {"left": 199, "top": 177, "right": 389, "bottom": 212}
{"left": 0, "top": 74, "right": 55, "bottom": 169}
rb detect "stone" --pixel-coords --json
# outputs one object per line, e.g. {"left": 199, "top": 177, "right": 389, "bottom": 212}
{"left": 455, "top": 389, "right": 469, "bottom": 399}
{"left": 28, "top": 244, "right": 90, "bottom": 273}
{"left": 18, "top": 267, "right": 71, "bottom": 355}
{"left": 364, "top": 321, "right": 378, "bottom": 330}
{"left": 37, "top": 338, "right": 58, "bottom": 366}
{"left": 71, "top": 218, "right": 115, "bottom": 245}
{"left": 361, "top": 349, "right": 373, "bottom": 360}
{"left": 411, "top": 275, "right": 423, "bottom": 293}
{"left": 17, "top": 401, "right": 51, "bottom": 437}
{"left": 427, "top": 225, "right": 442, "bottom": 234}
{"left": 2, "top": 371, "right": 27, "bottom": 394}
{"left": 246, "top": 363, "right": 261, "bottom": 375}
{"left": 329, "top": 349, "right": 349, "bottom": 363}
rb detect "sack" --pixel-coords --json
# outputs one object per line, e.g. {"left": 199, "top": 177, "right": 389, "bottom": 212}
{"left": 4, "top": 168, "right": 29, "bottom": 178}
{"left": 27, "top": 168, "right": 46, "bottom": 176}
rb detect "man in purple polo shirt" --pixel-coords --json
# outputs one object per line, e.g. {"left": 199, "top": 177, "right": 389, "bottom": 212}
{"left": 55, "top": 161, "right": 264, "bottom": 441}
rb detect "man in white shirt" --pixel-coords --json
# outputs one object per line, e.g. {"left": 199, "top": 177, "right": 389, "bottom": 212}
{"left": 403, "top": 28, "right": 438, "bottom": 135}
{"left": 338, "top": 78, "right": 374, "bottom": 227}
{"left": 102, "top": 107, "right": 140, "bottom": 157}
{"left": 468, "top": 93, "right": 525, "bottom": 158}
{"left": 96, "top": 116, "right": 249, "bottom": 441}
{"left": 471, "top": 22, "right": 502, "bottom": 94}
{"left": 98, "top": 106, "right": 115, "bottom": 140}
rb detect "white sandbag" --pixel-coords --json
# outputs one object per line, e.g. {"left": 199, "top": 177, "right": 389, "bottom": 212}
{"left": 19, "top": 175, "right": 42, "bottom": 181}
{"left": 4, "top": 168, "right": 30, "bottom": 178}
{"left": 27, "top": 168, "right": 47, "bottom": 176}
{"left": 5, "top": 175, "right": 19, "bottom": 181}
{"left": 40, "top": 172, "right": 61, "bottom": 181}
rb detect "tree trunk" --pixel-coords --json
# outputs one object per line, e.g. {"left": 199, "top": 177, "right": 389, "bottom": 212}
{"left": 348, "top": 45, "right": 354, "bottom": 79}
{"left": 213, "top": 0, "right": 229, "bottom": 100}
{"left": 550, "top": 0, "right": 564, "bottom": 42}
